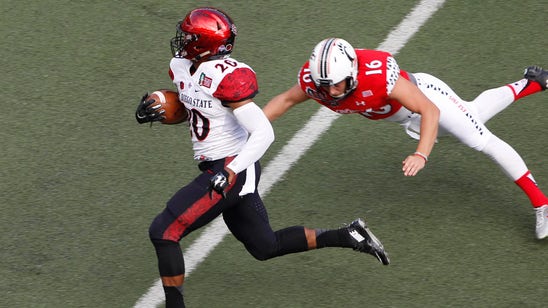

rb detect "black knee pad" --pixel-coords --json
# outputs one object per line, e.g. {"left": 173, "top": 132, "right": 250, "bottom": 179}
{"left": 151, "top": 239, "right": 185, "bottom": 277}
{"left": 244, "top": 227, "right": 307, "bottom": 261}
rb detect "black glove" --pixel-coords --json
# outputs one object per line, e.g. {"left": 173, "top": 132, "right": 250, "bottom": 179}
{"left": 208, "top": 170, "right": 229, "bottom": 199}
{"left": 135, "top": 93, "right": 165, "bottom": 124}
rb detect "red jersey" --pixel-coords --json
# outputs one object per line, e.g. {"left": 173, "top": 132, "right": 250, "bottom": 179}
{"left": 298, "top": 49, "right": 413, "bottom": 120}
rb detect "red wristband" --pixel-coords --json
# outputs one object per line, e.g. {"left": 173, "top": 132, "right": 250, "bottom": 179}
{"left": 413, "top": 151, "right": 428, "bottom": 162}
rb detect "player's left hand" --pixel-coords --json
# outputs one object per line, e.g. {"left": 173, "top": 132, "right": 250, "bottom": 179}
{"left": 208, "top": 169, "right": 230, "bottom": 199}
{"left": 402, "top": 153, "right": 427, "bottom": 176}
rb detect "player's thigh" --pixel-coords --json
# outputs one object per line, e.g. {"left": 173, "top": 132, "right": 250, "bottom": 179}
{"left": 149, "top": 172, "right": 221, "bottom": 241}
{"left": 416, "top": 73, "right": 491, "bottom": 150}
{"left": 437, "top": 100, "right": 492, "bottom": 150}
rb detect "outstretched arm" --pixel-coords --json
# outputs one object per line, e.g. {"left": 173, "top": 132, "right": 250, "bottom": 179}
{"left": 389, "top": 76, "right": 440, "bottom": 176}
{"left": 262, "top": 83, "right": 310, "bottom": 122}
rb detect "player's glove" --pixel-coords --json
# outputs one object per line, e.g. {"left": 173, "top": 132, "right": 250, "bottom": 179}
{"left": 135, "top": 93, "right": 165, "bottom": 124}
{"left": 208, "top": 170, "right": 229, "bottom": 199}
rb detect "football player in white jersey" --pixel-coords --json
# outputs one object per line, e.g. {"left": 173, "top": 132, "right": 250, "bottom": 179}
{"left": 263, "top": 37, "right": 548, "bottom": 240}
{"left": 136, "top": 9, "right": 389, "bottom": 307}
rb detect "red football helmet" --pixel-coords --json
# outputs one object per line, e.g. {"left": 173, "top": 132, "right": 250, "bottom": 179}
{"left": 170, "top": 7, "right": 237, "bottom": 61}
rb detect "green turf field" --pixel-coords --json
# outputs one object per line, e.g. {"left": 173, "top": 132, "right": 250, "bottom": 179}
{"left": 2, "top": 0, "right": 547, "bottom": 307}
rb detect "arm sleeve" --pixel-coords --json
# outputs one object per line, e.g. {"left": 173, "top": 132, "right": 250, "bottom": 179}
{"left": 226, "top": 102, "right": 275, "bottom": 174}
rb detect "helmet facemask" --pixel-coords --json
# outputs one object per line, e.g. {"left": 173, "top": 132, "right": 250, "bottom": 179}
{"left": 170, "top": 26, "right": 199, "bottom": 59}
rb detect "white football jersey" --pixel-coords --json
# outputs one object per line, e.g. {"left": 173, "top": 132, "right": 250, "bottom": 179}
{"left": 169, "top": 57, "right": 259, "bottom": 161}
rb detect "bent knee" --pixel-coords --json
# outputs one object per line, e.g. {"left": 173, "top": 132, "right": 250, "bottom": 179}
{"left": 246, "top": 245, "right": 278, "bottom": 261}
{"left": 149, "top": 210, "right": 175, "bottom": 241}
{"left": 464, "top": 131, "right": 493, "bottom": 152}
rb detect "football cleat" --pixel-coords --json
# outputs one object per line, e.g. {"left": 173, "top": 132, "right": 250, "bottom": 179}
{"left": 346, "top": 218, "right": 390, "bottom": 265}
{"left": 535, "top": 204, "right": 548, "bottom": 239}
{"left": 524, "top": 65, "right": 548, "bottom": 90}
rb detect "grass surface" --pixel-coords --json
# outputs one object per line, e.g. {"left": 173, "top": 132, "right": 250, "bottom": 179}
{"left": 1, "top": 0, "right": 547, "bottom": 307}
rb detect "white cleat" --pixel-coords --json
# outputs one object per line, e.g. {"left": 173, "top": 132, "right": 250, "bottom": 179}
{"left": 535, "top": 205, "right": 548, "bottom": 239}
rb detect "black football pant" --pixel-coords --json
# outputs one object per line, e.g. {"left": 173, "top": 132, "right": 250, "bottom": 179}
{"left": 148, "top": 157, "right": 308, "bottom": 278}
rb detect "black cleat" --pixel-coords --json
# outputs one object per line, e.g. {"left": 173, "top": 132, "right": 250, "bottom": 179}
{"left": 346, "top": 218, "right": 390, "bottom": 265}
{"left": 524, "top": 65, "right": 548, "bottom": 90}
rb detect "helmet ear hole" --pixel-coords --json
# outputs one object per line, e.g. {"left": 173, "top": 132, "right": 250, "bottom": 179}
{"left": 346, "top": 76, "right": 355, "bottom": 92}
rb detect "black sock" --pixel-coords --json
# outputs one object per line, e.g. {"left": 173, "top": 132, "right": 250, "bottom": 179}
{"left": 315, "top": 228, "right": 352, "bottom": 248}
{"left": 164, "top": 286, "right": 185, "bottom": 308}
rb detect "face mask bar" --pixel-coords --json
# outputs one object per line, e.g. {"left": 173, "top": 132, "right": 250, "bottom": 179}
{"left": 170, "top": 23, "right": 199, "bottom": 58}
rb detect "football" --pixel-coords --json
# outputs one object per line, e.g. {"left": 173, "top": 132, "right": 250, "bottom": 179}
{"left": 147, "top": 89, "right": 188, "bottom": 124}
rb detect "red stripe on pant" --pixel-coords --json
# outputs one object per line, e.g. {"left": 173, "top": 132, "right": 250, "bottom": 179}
{"left": 162, "top": 194, "right": 218, "bottom": 241}
{"left": 162, "top": 156, "right": 237, "bottom": 241}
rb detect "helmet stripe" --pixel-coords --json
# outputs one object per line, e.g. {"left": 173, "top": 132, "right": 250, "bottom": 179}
{"left": 319, "top": 38, "right": 336, "bottom": 79}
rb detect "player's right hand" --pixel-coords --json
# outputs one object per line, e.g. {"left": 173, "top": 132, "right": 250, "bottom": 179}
{"left": 135, "top": 93, "right": 165, "bottom": 124}
{"left": 208, "top": 170, "right": 229, "bottom": 199}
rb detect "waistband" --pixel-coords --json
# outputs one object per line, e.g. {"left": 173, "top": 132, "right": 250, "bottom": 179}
{"left": 197, "top": 156, "right": 235, "bottom": 172}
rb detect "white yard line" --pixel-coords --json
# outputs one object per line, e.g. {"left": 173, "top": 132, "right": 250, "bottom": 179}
{"left": 134, "top": 0, "right": 446, "bottom": 306}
